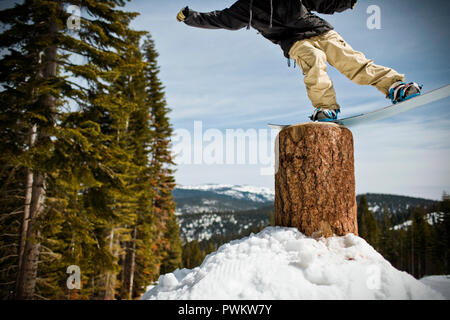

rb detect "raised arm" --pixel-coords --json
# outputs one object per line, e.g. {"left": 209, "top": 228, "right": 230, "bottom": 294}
{"left": 177, "top": 3, "right": 249, "bottom": 30}
{"left": 302, "top": 0, "right": 357, "bottom": 14}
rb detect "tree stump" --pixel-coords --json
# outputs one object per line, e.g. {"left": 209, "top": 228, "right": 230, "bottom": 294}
{"left": 275, "top": 122, "right": 358, "bottom": 237}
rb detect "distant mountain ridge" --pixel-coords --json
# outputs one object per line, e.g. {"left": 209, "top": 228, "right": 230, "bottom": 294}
{"left": 173, "top": 184, "right": 438, "bottom": 242}
{"left": 174, "top": 184, "right": 435, "bottom": 216}
{"left": 357, "top": 193, "right": 436, "bottom": 216}
{"left": 173, "top": 184, "right": 274, "bottom": 215}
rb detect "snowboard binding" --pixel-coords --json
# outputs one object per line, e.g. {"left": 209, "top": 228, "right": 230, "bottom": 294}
{"left": 310, "top": 108, "right": 340, "bottom": 122}
{"left": 389, "top": 81, "right": 423, "bottom": 104}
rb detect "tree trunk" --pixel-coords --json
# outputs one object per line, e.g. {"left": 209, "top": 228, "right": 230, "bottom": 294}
{"left": 275, "top": 122, "right": 358, "bottom": 238}
{"left": 120, "top": 244, "right": 128, "bottom": 299}
{"left": 17, "top": 125, "right": 37, "bottom": 275}
{"left": 15, "top": 18, "right": 58, "bottom": 298}
{"left": 104, "top": 228, "right": 115, "bottom": 300}
{"left": 15, "top": 172, "right": 46, "bottom": 299}
{"left": 120, "top": 225, "right": 137, "bottom": 300}
{"left": 104, "top": 228, "right": 122, "bottom": 300}
{"left": 127, "top": 225, "right": 137, "bottom": 300}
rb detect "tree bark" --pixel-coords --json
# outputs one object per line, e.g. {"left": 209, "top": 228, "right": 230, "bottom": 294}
{"left": 275, "top": 122, "right": 358, "bottom": 237}
{"left": 104, "top": 228, "right": 115, "bottom": 300}
{"left": 15, "top": 172, "right": 46, "bottom": 299}
{"left": 127, "top": 225, "right": 137, "bottom": 300}
{"left": 120, "top": 225, "right": 137, "bottom": 300}
{"left": 17, "top": 125, "right": 37, "bottom": 275}
{"left": 104, "top": 228, "right": 122, "bottom": 300}
{"left": 15, "top": 17, "right": 58, "bottom": 299}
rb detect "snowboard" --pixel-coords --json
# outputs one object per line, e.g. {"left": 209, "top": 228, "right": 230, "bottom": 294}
{"left": 268, "top": 84, "right": 450, "bottom": 130}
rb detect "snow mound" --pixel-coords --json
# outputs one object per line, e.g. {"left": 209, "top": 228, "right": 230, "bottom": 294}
{"left": 142, "top": 227, "right": 444, "bottom": 300}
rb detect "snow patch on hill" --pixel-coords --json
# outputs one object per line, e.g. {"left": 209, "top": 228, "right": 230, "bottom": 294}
{"left": 392, "top": 212, "right": 445, "bottom": 230}
{"left": 142, "top": 227, "right": 443, "bottom": 300}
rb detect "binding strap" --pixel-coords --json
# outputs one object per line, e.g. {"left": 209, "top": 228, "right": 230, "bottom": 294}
{"left": 247, "top": 0, "right": 253, "bottom": 29}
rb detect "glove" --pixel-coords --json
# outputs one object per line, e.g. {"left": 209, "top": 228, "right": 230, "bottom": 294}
{"left": 352, "top": 0, "right": 357, "bottom": 9}
{"left": 177, "top": 7, "right": 188, "bottom": 22}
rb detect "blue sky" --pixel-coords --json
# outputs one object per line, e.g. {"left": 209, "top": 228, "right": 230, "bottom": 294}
{"left": 123, "top": 0, "right": 449, "bottom": 200}
{"left": 2, "top": 0, "right": 449, "bottom": 200}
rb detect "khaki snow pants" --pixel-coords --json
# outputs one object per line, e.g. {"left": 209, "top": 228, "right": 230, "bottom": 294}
{"left": 289, "top": 30, "right": 405, "bottom": 110}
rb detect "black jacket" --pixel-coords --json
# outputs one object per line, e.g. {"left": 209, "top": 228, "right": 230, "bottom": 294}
{"left": 183, "top": 0, "right": 356, "bottom": 58}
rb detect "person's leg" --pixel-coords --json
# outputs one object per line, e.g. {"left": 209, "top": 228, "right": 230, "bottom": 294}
{"left": 289, "top": 38, "right": 340, "bottom": 110}
{"left": 318, "top": 30, "right": 405, "bottom": 97}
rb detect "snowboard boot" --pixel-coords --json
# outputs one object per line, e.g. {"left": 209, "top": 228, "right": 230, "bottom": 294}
{"left": 388, "top": 81, "right": 422, "bottom": 104}
{"left": 310, "top": 108, "right": 340, "bottom": 122}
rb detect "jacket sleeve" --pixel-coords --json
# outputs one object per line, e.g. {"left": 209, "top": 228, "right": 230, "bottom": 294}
{"left": 302, "top": 0, "right": 357, "bottom": 14}
{"left": 183, "top": 3, "right": 249, "bottom": 30}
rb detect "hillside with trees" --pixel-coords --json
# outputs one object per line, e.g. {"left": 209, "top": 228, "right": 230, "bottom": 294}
{"left": 358, "top": 193, "right": 450, "bottom": 278}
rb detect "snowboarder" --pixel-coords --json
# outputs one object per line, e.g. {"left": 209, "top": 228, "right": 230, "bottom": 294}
{"left": 176, "top": 0, "right": 422, "bottom": 122}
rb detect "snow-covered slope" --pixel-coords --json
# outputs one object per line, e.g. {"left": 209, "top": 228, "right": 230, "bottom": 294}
{"left": 420, "top": 275, "right": 450, "bottom": 299}
{"left": 142, "top": 227, "right": 443, "bottom": 300}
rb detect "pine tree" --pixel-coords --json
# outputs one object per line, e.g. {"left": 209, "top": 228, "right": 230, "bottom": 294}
{"left": 118, "top": 33, "right": 181, "bottom": 299}
{"left": 439, "top": 192, "right": 450, "bottom": 273}
{"left": 409, "top": 206, "right": 432, "bottom": 278}
{"left": 141, "top": 34, "right": 181, "bottom": 287}
{"left": 1, "top": 0, "right": 181, "bottom": 300}
{"left": 159, "top": 214, "right": 183, "bottom": 275}
{"left": 47, "top": 0, "right": 143, "bottom": 300}
{"left": 357, "top": 195, "right": 380, "bottom": 250}
{"left": 379, "top": 206, "right": 395, "bottom": 263}
{"left": 112, "top": 31, "right": 156, "bottom": 300}
{"left": 0, "top": 0, "right": 62, "bottom": 299}
{"left": 182, "top": 240, "right": 205, "bottom": 269}
{"left": 394, "top": 228, "right": 408, "bottom": 272}
{"left": 357, "top": 196, "right": 368, "bottom": 238}
{"left": 0, "top": 132, "right": 26, "bottom": 299}
{"left": 0, "top": 49, "right": 31, "bottom": 297}
{"left": 0, "top": 0, "right": 144, "bottom": 299}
